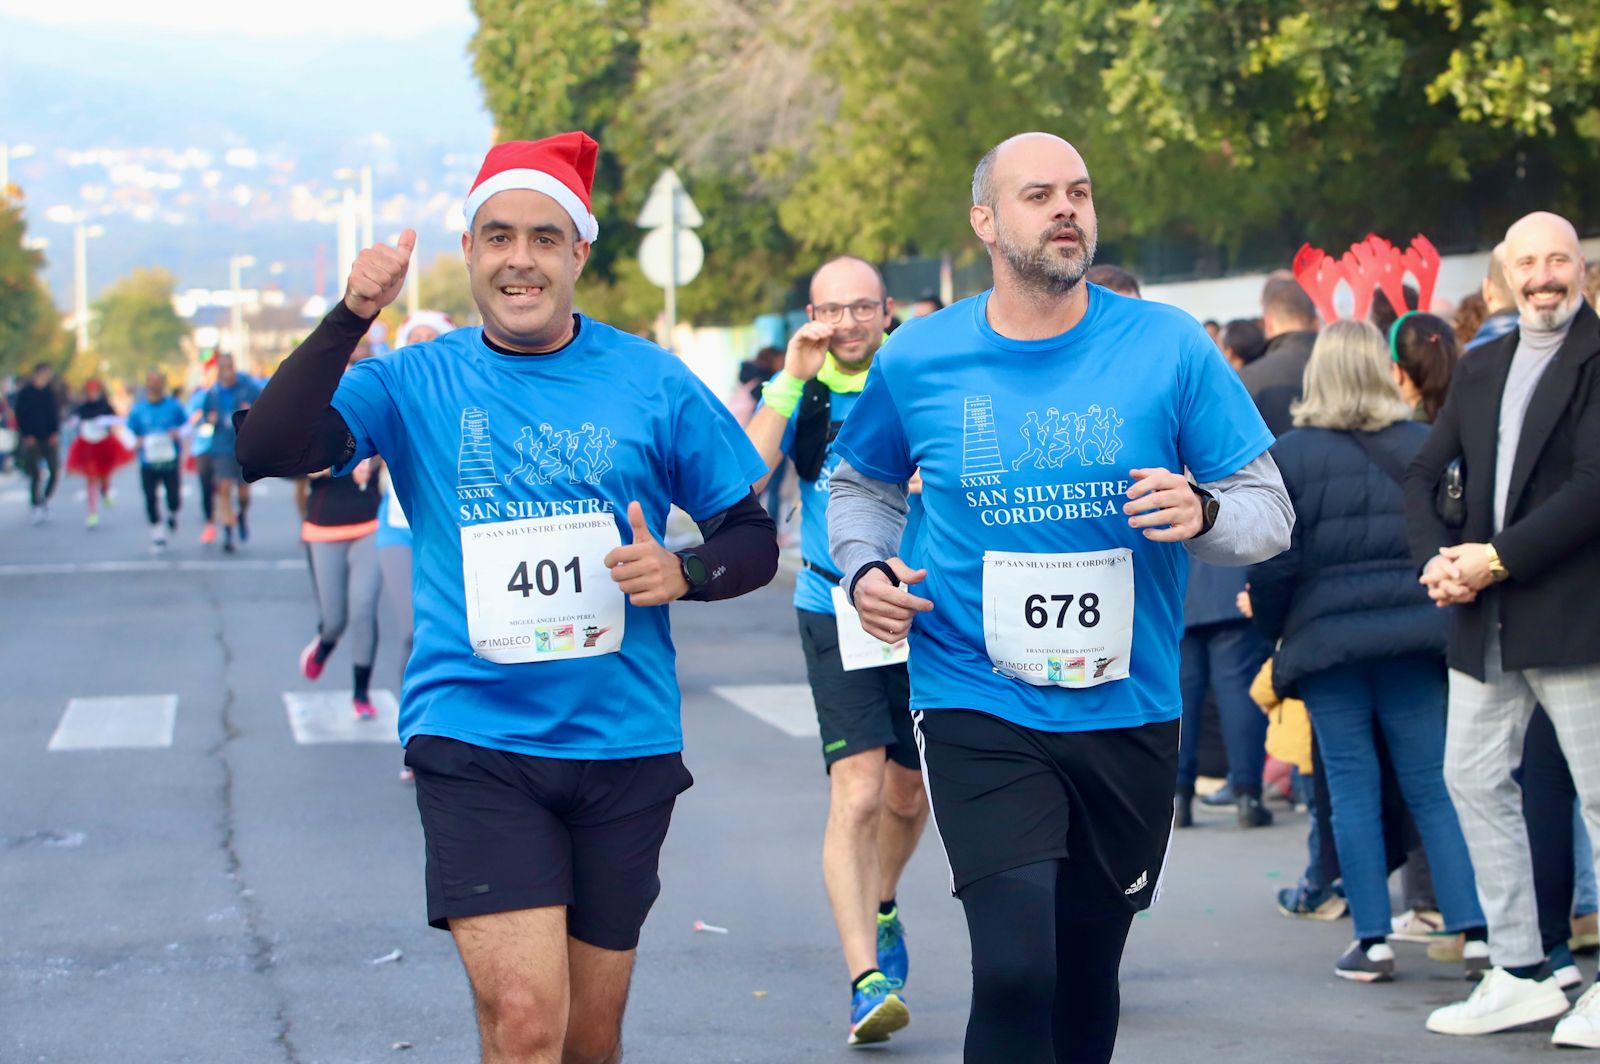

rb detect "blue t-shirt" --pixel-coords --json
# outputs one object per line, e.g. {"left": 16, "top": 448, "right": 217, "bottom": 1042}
{"left": 832, "top": 285, "right": 1274, "bottom": 733}
{"left": 331, "top": 318, "right": 768, "bottom": 759}
{"left": 376, "top": 491, "right": 412, "bottom": 550}
{"left": 775, "top": 387, "right": 920, "bottom": 615}
{"left": 126, "top": 395, "right": 187, "bottom": 466}
{"left": 202, "top": 377, "right": 262, "bottom": 458}
{"left": 184, "top": 390, "right": 212, "bottom": 455}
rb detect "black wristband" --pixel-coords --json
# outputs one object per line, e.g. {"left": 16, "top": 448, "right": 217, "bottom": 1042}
{"left": 848, "top": 561, "right": 900, "bottom": 606}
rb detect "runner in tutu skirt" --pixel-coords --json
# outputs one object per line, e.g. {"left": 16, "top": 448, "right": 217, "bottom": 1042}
{"left": 66, "top": 378, "right": 135, "bottom": 528}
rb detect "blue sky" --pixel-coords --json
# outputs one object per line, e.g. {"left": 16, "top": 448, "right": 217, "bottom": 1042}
{"left": 0, "top": 0, "right": 473, "bottom": 38}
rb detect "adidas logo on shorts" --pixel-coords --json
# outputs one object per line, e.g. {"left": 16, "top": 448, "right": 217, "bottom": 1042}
{"left": 1124, "top": 870, "right": 1148, "bottom": 895}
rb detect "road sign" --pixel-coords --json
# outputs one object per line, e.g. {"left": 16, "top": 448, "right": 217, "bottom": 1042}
{"left": 637, "top": 169, "right": 703, "bottom": 230}
{"left": 639, "top": 226, "right": 704, "bottom": 289}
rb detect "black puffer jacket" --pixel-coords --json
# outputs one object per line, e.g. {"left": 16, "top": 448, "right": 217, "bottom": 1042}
{"left": 1248, "top": 422, "right": 1447, "bottom": 697}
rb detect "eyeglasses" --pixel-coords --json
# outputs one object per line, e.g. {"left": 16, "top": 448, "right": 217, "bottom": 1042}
{"left": 811, "top": 300, "right": 886, "bottom": 324}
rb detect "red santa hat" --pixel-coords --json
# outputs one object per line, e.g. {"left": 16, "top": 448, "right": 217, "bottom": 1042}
{"left": 397, "top": 310, "right": 456, "bottom": 347}
{"left": 463, "top": 132, "right": 600, "bottom": 243}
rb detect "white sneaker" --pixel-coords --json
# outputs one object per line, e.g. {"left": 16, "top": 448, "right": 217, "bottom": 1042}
{"left": 1426, "top": 967, "right": 1571, "bottom": 1036}
{"left": 30, "top": 505, "right": 44, "bottom": 525}
{"left": 1391, "top": 908, "right": 1445, "bottom": 944}
{"left": 1554, "top": 984, "right": 1600, "bottom": 1048}
{"left": 150, "top": 526, "right": 167, "bottom": 550}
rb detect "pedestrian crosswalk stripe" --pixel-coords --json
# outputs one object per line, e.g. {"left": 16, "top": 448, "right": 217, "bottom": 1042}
{"left": 0, "top": 558, "right": 306, "bottom": 577}
{"left": 48, "top": 695, "right": 178, "bottom": 751}
{"left": 284, "top": 690, "right": 401, "bottom": 745}
{"left": 710, "top": 684, "right": 819, "bottom": 738}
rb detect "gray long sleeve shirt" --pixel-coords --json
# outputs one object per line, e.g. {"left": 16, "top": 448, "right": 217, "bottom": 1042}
{"left": 829, "top": 453, "right": 1293, "bottom": 602}
{"left": 1494, "top": 316, "right": 1572, "bottom": 533}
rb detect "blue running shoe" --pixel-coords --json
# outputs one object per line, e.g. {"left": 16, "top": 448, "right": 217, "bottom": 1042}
{"left": 877, "top": 906, "right": 909, "bottom": 985}
{"left": 848, "top": 972, "right": 909, "bottom": 1046}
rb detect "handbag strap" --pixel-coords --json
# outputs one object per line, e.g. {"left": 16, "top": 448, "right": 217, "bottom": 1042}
{"left": 1343, "top": 430, "right": 1408, "bottom": 487}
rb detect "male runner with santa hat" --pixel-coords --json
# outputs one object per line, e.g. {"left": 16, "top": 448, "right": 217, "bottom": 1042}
{"left": 237, "top": 132, "right": 777, "bottom": 1063}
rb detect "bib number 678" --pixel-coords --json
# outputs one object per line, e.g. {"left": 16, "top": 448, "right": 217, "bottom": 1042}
{"left": 507, "top": 556, "right": 583, "bottom": 597}
{"left": 1025, "top": 593, "right": 1100, "bottom": 629}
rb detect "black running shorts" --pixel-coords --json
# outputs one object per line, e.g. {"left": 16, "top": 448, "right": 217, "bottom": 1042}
{"left": 913, "top": 709, "right": 1179, "bottom": 909}
{"left": 404, "top": 735, "right": 693, "bottom": 950}
{"left": 797, "top": 609, "right": 918, "bottom": 772}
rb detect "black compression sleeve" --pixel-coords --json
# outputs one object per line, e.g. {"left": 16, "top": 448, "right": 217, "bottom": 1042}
{"left": 234, "top": 302, "right": 373, "bottom": 481}
{"left": 679, "top": 491, "right": 779, "bottom": 602}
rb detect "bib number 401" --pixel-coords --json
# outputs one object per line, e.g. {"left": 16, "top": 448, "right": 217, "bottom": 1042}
{"left": 507, "top": 557, "right": 583, "bottom": 597}
{"left": 1025, "top": 593, "right": 1101, "bottom": 629}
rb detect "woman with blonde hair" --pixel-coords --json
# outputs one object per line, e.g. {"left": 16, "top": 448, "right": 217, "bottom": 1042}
{"left": 1247, "top": 319, "right": 1487, "bottom": 983}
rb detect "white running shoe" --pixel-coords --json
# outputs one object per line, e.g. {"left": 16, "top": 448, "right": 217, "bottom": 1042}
{"left": 1426, "top": 967, "right": 1570, "bottom": 1036}
{"left": 1391, "top": 909, "right": 1445, "bottom": 944}
{"left": 151, "top": 525, "right": 168, "bottom": 550}
{"left": 1554, "top": 984, "right": 1600, "bottom": 1049}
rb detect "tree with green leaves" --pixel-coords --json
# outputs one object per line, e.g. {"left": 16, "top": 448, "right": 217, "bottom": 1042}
{"left": 91, "top": 268, "right": 188, "bottom": 383}
{"left": 0, "top": 197, "right": 64, "bottom": 379}
{"left": 468, "top": 0, "right": 1600, "bottom": 319}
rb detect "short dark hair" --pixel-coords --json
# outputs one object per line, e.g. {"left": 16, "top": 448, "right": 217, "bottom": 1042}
{"left": 1085, "top": 264, "right": 1141, "bottom": 298}
{"left": 1370, "top": 285, "right": 1418, "bottom": 335}
{"left": 1261, "top": 277, "right": 1316, "bottom": 328}
{"left": 915, "top": 291, "right": 944, "bottom": 310}
{"left": 1392, "top": 312, "right": 1459, "bottom": 422}
{"left": 32, "top": 361, "right": 51, "bottom": 375}
{"left": 1221, "top": 318, "right": 1267, "bottom": 365}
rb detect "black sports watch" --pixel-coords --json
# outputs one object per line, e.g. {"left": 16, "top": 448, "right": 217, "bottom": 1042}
{"left": 1191, "top": 483, "right": 1220, "bottom": 538}
{"left": 678, "top": 552, "right": 710, "bottom": 591}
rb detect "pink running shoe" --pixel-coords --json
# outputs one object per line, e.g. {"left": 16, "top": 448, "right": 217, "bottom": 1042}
{"left": 299, "top": 638, "right": 325, "bottom": 681}
{"left": 200, "top": 523, "right": 218, "bottom": 545}
{"left": 399, "top": 767, "right": 415, "bottom": 783}
{"left": 353, "top": 698, "right": 377, "bottom": 720}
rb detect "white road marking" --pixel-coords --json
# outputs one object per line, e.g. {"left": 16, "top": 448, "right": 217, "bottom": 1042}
{"left": 48, "top": 695, "right": 178, "bottom": 751}
{"left": 710, "top": 684, "right": 819, "bottom": 738}
{"left": 0, "top": 558, "right": 305, "bottom": 577}
{"left": 284, "top": 689, "right": 401, "bottom": 745}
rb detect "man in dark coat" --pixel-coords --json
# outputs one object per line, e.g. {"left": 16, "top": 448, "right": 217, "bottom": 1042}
{"left": 1239, "top": 276, "right": 1319, "bottom": 437}
{"left": 1407, "top": 211, "right": 1600, "bottom": 1042}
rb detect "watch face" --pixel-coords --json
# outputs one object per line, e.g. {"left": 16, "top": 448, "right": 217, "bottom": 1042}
{"left": 684, "top": 554, "right": 709, "bottom": 587}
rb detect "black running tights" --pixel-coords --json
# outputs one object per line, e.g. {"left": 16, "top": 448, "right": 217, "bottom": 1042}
{"left": 959, "top": 859, "right": 1136, "bottom": 1064}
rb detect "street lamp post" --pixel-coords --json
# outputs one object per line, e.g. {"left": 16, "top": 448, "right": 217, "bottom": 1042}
{"left": 229, "top": 254, "right": 257, "bottom": 363}
{"left": 73, "top": 219, "right": 105, "bottom": 354}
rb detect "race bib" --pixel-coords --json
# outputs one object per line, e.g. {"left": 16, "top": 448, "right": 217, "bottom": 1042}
{"left": 141, "top": 433, "right": 177, "bottom": 464}
{"left": 78, "top": 419, "right": 109, "bottom": 444}
{"left": 982, "top": 547, "right": 1134, "bottom": 688}
{"left": 830, "top": 586, "right": 910, "bottom": 672}
{"left": 197, "top": 423, "right": 215, "bottom": 440}
{"left": 460, "top": 513, "right": 625, "bottom": 664}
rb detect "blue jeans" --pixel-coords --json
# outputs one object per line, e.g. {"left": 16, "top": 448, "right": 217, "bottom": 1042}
{"left": 1300, "top": 656, "right": 1485, "bottom": 941}
{"left": 1576, "top": 802, "right": 1598, "bottom": 917}
{"left": 1177, "top": 622, "right": 1270, "bottom": 793}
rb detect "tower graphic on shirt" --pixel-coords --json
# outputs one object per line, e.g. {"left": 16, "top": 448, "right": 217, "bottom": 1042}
{"left": 961, "top": 395, "right": 1007, "bottom": 478}
{"left": 457, "top": 407, "right": 499, "bottom": 488}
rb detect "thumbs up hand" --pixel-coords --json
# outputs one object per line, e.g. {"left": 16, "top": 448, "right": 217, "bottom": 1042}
{"left": 344, "top": 229, "right": 416, "bottom": 319}
{"left": 604, "top": 501, "right": 690, "bottom": 606}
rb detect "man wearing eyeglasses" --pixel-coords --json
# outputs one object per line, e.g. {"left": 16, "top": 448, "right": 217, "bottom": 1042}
{"left": 744, "top": 256, "right": 929, "bottom": 1047}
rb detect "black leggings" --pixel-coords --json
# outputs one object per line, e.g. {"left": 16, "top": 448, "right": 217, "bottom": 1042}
{"left": 141, "top": 465, "right": 180, "bottom": 524}
{"left": 195, "top": 453, "right": 216, "bottom": 523}
{"left": 960, "top": 859, "right": 1136, "bottom": 1064}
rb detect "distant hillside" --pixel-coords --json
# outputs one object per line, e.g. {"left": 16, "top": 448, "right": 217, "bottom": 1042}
{"left": 0, "top": 13, "right": 493, "bottom": 307}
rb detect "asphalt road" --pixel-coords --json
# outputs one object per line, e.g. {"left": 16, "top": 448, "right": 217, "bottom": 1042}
{"left": 0, "top": 463, "right": 1576, "bottom": 1062}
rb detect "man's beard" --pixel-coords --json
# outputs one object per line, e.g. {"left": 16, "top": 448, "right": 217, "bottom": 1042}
{"left": 1518, "top": 282, "right": 1583, "bottom": 332}
{"left": 997, "top": 218, "right": 1097, "bottom": 296}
